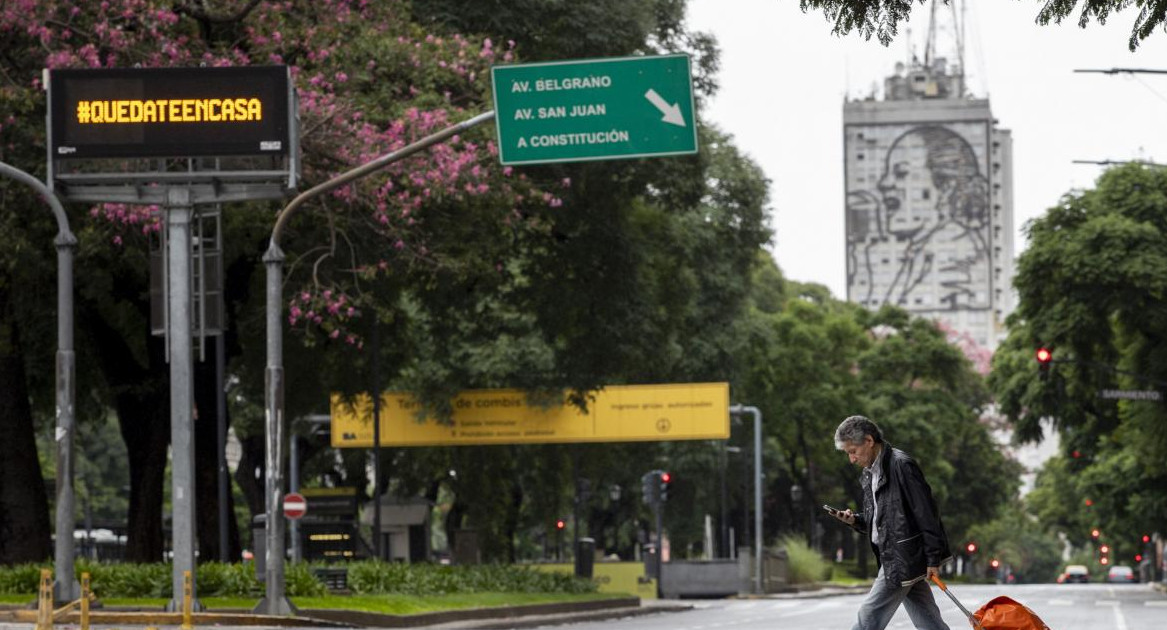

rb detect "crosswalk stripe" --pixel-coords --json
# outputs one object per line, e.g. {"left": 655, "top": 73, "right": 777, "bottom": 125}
{"left": 1146, "top": 601, "right": 1167, "bottom": 607}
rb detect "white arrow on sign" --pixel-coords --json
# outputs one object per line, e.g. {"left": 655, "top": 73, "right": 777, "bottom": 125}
{"left": 644, "top": 89, "right": 686, "bottom": 127}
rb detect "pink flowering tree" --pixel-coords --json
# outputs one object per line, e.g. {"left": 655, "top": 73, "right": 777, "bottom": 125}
{"left": 2, "top": 0, "right": 770, "bottom": 563}
{"left": 0, "top": 0, "right": 563, "bottom": 562}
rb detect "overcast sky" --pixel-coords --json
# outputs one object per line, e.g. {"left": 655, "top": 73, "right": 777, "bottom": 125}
{"left": 687, "top": 0, "right": 1167, "bottom": 299}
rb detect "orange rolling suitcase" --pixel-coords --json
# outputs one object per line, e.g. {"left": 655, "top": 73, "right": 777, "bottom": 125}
{"left": 930, "top": 575, "right": 1051, "bottom": 630}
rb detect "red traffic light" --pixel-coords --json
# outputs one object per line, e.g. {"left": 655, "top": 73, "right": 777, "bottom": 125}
{"left": 555, "top": 519, "right": 566, "bottom": 530}
{"left": 1100, "top": 545, "right": 1110, "bottom": 553}
{"left": 1143, "top": 535, "right": 1151, "bottom": 544}
{"left": 990, "top": 559, "right": 1000, "bottom": 569}
{"left": 1135, "top": 554, "right": 1143, "bottom": 562}
{"left": 1091, "top": 529, "right": 1101, "bottom": 539}
{"left": 1036, "top": 347, "right": 1052, "bottom": 364}
{"left": 1084, "top": 499, "right": 1093, "bottom": 506}
{"left": 966, "top": 542, "right": 977, "bottom": 554}
{"left": 660, "top": 472, "right": 671, "bottom": 483}
{"left": 1100, "top": 557, "right": 1110, "bottom": 565}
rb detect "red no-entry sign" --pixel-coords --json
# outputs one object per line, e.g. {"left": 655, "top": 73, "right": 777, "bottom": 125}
{"left": 283, "top": 492, "right": 307, "bottom": 520}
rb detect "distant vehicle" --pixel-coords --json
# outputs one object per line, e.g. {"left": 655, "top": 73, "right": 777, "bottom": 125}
{"left": 1062, "top": 564, "right": 1090, "bottom": 583}
{"left": 1106, "top": 565, "right": 1137, "bottom": 583}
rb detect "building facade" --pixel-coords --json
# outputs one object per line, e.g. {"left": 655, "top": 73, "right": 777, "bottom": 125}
{"left": 843, "top": 59, "right": 1014, "bottom": 349}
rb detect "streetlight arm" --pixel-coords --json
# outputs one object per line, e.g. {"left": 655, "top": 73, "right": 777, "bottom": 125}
{"left": 0, "top": 161, "right": 76, "bottom": 245}
{"left": 268, "top": 110, "right": 496, "bottom": 250}
{"left": 258, "top": 108, "right": 495, "bottom": 615}
{"left": 0, "top": 160, "right": 78, "bottom": 602}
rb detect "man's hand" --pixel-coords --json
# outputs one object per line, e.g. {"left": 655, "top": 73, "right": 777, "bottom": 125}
{"left": 926, "top": 566, "right": 941, "bottom": 581}
{"left": 831, "top": 508, "right": 856, "bottom": 526}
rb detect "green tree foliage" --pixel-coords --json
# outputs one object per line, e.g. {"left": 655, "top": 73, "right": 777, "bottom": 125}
{"left": 965, "top": 505, "right": 1064, "bottom": 583}
{"left": 732, "top": 255, "right": 1018, "bottom": 569}
{"left": 0, "top": 0, "right": 1022, "bottom": 569}
{"left": 800, "top": 0, "right": 1167, "bottom": 51}
{"left": 991, "top": 163, "right": 1167, "bottom": 562}
{"left": 1, "top": 0, "right": 771, "bottom": 565}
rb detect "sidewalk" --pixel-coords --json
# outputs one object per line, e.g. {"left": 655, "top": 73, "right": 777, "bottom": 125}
{"left": 0, "top": 596, "right": 690, "bottom": 629}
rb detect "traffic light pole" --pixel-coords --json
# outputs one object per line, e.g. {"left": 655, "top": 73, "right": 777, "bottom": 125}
{"left": 654, "top": 500, "right": 664, "bottom": 597}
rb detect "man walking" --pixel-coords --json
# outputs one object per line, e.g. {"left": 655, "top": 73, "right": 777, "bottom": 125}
{"left": 829, "top": 415, "right": 953, "bottom": 630}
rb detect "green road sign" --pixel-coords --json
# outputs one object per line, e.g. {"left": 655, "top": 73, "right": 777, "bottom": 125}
{"left": 491, "top": 55, "right": 698, "bottom": 165}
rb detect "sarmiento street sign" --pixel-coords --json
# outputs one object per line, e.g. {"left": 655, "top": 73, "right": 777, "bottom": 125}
{"left": 491, "top": 54, "right": 697, "bottom": 165}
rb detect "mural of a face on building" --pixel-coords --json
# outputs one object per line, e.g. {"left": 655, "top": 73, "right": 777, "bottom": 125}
{"left": 848, "top": 124, "right": 989, "bottom": 310}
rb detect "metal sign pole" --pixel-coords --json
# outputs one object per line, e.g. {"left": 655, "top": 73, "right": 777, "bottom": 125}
{"left": 165, "top": 188, "right": 200, "bottom": 612}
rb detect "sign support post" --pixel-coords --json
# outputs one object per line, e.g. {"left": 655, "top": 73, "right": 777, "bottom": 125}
{"left": 165, "top": 188, "right": 200, "bottom": 612}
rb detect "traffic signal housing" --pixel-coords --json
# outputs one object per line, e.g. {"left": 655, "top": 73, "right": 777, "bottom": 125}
{"left": 1036, "top": 347, "right": 1052, "bottom": 379}
{"left": 658, "top": 471, "right": 671, "bottom": 503}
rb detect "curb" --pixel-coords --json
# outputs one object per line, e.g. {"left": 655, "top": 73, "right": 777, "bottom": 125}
{"left": 0, "top": 596, "right": 656, "bottom": 628}
{"left": 733, "top": 583, "right": 871, "bottom": 599}
{"left": 303, "top": 597, "right": 642, "bottom": 628}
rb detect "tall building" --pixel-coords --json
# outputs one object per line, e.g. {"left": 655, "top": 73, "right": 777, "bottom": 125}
{"left": 843, "top": 56, "right": 1014, "bottom": 350}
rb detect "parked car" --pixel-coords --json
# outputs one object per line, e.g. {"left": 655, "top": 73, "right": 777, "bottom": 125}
{"left": 1106, "top": 565, "right": 1137, "bottom": 583}
{"left": 1062, "top": 564, "right": 1090, "bottom": 583}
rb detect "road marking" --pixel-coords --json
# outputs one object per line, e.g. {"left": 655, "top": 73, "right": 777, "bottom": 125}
{"left": 1112, "top": 602, "right": 1129, "bottom": 630}
{"left": 1047, "top": 599, "right": 1073, "bottom": 606}
{"left": 772, "top": 600, "right": 842, "bottom": 618}
{"left": 1095, "top": 599, "right": 1119, "bottom": 606}
{"left": 1146, "top": 600, "right": 1167, "bottom": 606}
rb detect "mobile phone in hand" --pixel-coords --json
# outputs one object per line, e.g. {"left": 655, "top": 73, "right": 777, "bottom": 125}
{"left": 822, "top": 504, "right": 841, "bottom": 516}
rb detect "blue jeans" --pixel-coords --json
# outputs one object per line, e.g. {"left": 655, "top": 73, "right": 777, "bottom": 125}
{"left": 852, "top": 566, "right": 951, "bottom": 630}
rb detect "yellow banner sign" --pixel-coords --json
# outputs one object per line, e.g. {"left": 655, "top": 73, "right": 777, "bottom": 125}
{"left": 331, "top": 382, "right": 728, "bottom": 447}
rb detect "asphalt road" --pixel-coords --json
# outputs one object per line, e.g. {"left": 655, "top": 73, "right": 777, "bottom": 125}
{"left": 572, "top": 582, "right": 1167, "bottom": 630}
{"left": 1, "top": 582, "right": 1163, "bottom": 630}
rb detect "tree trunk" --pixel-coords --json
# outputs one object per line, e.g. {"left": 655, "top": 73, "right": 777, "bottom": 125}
{"left": 233, "top": 433, "right": 266, "bottom": 526}
{"left": 0, "top": 283, "right": 52, "bottom": 564}
{"left": 194, "top": 340, "right": 241, "bottom": 562}
{"left": 120, "top": 401, "right": 170, "bottom": 562}
{"left": 80, "top": 299, "right": 171, "bottom": 563}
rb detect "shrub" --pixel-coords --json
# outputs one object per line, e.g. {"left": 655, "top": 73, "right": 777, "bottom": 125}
{"left": 346, "top": 561, "right": 595, "bottom": 595}
{"left": 778, "top": 534, "right": 831, "bottom": 584}
{"left": 0, "top": 564, "right": 43, "bottom": 594}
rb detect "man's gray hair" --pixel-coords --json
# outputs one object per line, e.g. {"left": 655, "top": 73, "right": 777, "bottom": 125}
{"left": 834, "top": 415, "right": 883, "bottom": 450}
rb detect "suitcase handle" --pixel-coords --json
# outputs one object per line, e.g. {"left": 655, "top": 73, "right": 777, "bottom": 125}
{"left": 929, "top": 574, "right": 986, "bottom": 630}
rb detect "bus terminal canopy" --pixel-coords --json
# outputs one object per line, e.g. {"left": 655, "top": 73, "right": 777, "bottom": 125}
{"left": 331, "top": 382, "right": 729, "bottom": 447}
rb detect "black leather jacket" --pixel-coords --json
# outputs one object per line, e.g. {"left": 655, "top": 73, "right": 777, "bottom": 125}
{"left": 851, "top": 443, "right": 952, "bottom": 586}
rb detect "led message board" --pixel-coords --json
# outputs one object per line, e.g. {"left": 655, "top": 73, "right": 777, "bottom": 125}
{"left": 48, "top": 66, "right": 291, "bottom": 159}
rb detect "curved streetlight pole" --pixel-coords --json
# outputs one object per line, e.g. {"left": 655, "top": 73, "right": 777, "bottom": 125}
{"left": 0, "top": 161, "right": 77, "bottom": 603}
{"left": 257, "top": 111, "right": 495, "bottom": 615}
{"left": 728, "top": 404, "right": 763, "bottom": 595}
